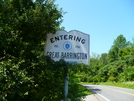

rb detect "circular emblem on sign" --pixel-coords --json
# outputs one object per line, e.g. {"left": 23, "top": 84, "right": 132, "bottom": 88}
{"left": 63, "top": 41, "right": 72, "bottom": 51}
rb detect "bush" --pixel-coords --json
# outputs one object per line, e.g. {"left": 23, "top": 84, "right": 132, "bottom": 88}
{"left": 108, "top": 76, "right": 115, "bottom": 82}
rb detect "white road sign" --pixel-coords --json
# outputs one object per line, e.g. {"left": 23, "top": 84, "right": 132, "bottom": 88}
{"left": 44, "top": 30, "right": 90, "bottom": 65}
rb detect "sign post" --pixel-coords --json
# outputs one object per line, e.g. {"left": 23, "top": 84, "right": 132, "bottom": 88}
{"left": 44, "top": 30, "right": 90, "bottom": 100}
{"left": 64, "top": 66, "right": 68, "bottom": 101}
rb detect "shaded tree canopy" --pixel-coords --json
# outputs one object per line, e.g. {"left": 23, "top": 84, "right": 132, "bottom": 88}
{"left": 0, "top": 0, "right": 66, "bottom": 101}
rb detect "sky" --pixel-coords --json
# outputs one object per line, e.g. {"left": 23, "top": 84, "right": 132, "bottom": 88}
{"left": 55, "top": 0, "right": 134, "bottom": 55}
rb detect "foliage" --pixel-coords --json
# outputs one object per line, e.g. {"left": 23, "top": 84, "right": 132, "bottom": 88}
{"left": 108, "top": 34, "right": 130, "bottom": 62}
{"left": 100, "top": 53, "right": 108, "bottom": 65}
{"left": 0, "top": 56, "right": 64, "bottom": 101}
{"left": 76, "top": 34, "right": 134, "bottom": 84}
{"left": 108, "top": 45, "right": 119, "bottom": 62}
{"left": 0, "top": 0, "right": 90, "bottom": 100}
{"left": 113, "top": 34, "right": 130, "bottom": 49}
{"left": 68, "top": 83, "right": 91, "bottom": 101}
{"left": 0, "top": 0, "right": 80, "bottom": 101}
{"left": 118, "top": 47, "right": 134, "bottom": 60}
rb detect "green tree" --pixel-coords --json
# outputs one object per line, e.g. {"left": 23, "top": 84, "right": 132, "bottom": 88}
{"left": 108, "top": 45, "right": 119, "bottom": 62}
{"left": 113, "top": 34, "right": 130, "bottom": 49}
{"left": 118, "top": 47, "right": 134, "bottom": 60}
{"left": 100, "top": 53, "right": 108, "bottom": 65}
{"left": 130, "top": 38, "right": 134, "bottom": 49}
{"left": 0, "top": 0, "right": 65, "bottom": 100}
{"left": 108, "top": 34, "right": 130, "bottom": 62}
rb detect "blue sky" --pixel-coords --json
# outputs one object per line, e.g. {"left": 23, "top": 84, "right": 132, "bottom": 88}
{"left": 55, "top": 0, "right": 134, "bottom": 55}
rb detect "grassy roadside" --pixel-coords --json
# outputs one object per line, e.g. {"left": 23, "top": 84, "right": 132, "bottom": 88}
{"left": 99, "top": 82, "right": 134, "bottom": 89}
{"left": 80, "top": 82, "right": 134, "bottom": 89}
{"left": 68, "top": 84, "right": 92, "bottom": 100}
{"left": 78, "top": 84, "right": 92, "bottom": 96}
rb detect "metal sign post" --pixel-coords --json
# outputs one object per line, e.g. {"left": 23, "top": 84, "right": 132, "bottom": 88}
{"left": 64, "top": 66, "right": 68, "bottom": 101}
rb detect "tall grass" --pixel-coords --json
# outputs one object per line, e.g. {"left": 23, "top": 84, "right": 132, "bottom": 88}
{"left": 80, "top": 82, "right": 134, "bottom": 89}
{"left": 98, "top": 82, "right": 134, "bottom": 89}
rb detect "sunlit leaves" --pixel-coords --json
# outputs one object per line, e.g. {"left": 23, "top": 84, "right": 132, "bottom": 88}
{"left": 77, "top": 35, "right": 134, "bottom": 83}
